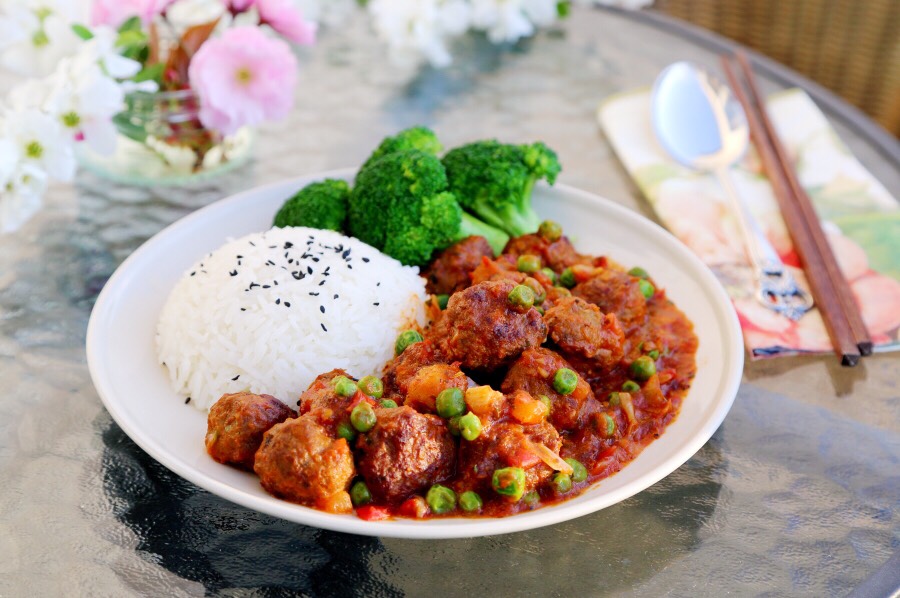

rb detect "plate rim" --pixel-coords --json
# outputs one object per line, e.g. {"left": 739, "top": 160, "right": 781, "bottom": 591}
{"left": 86, "top": 168, "right": 744, "bottom": 539}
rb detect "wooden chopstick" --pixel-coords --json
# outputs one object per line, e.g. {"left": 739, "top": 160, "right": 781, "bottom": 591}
{"left": 734, "top": 52, "right": 873, "bottom": 357}
{"left": 719, "top": 54, "right": 863, "bottom": 366}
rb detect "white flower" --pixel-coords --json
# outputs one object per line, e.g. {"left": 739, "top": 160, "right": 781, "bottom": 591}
{"left": 0, "top": 0, "right": 85, "bottom": 76}
{"left": 3, "top": 108, "right": 75, "bottom": 182}
{"left": 368, "top": 0, "right": 471, "bottom": 68}
{"left": 295, "top": 0, "right": 356, "bottom": 27}
{"left": 46, "top": 59, "right": 125, "bottom": 154}
{"left": 471, "top": 0, "right": 536, "bottom": 44}
{"left": 0, "top": 163, "right": 47, "bottom": 234}
{"left": 74, "top": 26, "right": 143, "bottom": 80}
{"left": 0, "top": 136, "right": 18, "bottom": 190}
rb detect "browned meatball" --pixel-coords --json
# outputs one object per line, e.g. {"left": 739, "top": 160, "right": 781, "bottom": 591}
{"left": 573, "top": 268, "right": 648, "bottom": 328}
{"left": 423, "top": 236, "right": 494, "bottom": 295}
{"left": 205, "top": 392, "right": 296, "bottom": 470}
{"left": 456, "top": 419, "right": 561, "bottom": 497}
{"left": 254, "top": 416, "right": 355, "bottom": 506}
{"left": 431, "top": 279, "right": 547, "bottom": 372}
{"left": 296, "top": 369, "right": 358, "bottom": 433}
{"left": 544, "top": 296, "right": 625, "bottom": 370}
{"left": 404, "top": 363, "right": 469, "bottom": 413}
{"left": 382, "top": 340, "right": 444, "bottom": 398}
{"left": 502, "top": 233, "right": 589, "bottom": 272}
{"left": 501, "top": 348, "right": 597, "bottom": 431}
{"left": 355, "top": 406, "right": 456, "bottom": 504}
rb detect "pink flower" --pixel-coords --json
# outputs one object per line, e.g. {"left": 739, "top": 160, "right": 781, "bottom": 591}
{"left": 257, "top": 0, "right": 317, "bottom": 45}
{"left": 227, "top": 0, "right": 256, "bottom": 13}
{"left": 188, "top": 27, "right": 298, "bottom": 135}
{"left": 91, "top": 0, "right": 176, "bottom": 27}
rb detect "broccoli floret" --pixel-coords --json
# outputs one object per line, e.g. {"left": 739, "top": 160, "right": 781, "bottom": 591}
{"left": 348, "top": 149, "right": 509, "bottom": 265}
{"left": 273, "top": 179, "right": 350, "bottom": 231}
{"left": 442, "top": 140, "right": 562, "bottom": 237}
{"left": 360, "top": 126, "right": 443, "bottom": 172}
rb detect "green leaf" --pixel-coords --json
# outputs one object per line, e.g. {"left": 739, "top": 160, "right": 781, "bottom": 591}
{"left": 134, "top": 63, "right": 165, "bottom": 85}
{"left": 112, "top": 113, "right": 148, "bottom": 143}
{"left": 557, "top": 1, "right": 571, "bottom": 17}
{"left": 118, "top": 16, "right": 142, "bottom": 34}
{"left": 71, "top": 24, "right": 93, "bottom": 40}
{"left": 116, "top": 29, "right": 147, "bottom": 49}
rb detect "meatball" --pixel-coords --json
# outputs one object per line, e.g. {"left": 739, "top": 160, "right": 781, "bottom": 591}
{"left": 456, "top": 419, "right": 561, "bottom": 497}
{"left": 544, "top": 296, "right": 625, "bottom": 370}
{"left": 404, "top": 363, "right": 469, "bottom": 413}
{"left": 431, "top": 279, "right": 547, "bottom": 372}
{"left": 573, "top": 268, "right": 647, "bottom": 328}
{"left": 382, "top": 340, "right": 444, "bottom": 398}
{"left": 423, "top": 236, "right": 494, "bottom": 295}
{"left": 355, "top": 406, "right": 456, "bottom": 504}
{"left": 205, "top": 392, "right": 296, "bottom": 470}
{"left": 254, "top": 416, "right": 355, "bottom": 506}
{"left": 297, "top": 369, "right": 357, "bottom": 433}
{"left": 501, "top": 348, "right": 596, "bottom": 431}
{"left": 502, "top": 233, "right": 589, "bottom": 272}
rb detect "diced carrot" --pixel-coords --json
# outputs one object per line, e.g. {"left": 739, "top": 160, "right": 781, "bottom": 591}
{"left": 356, "top": 505, "right": 391, "bottom": 521}
{"left": 507, "top": 446, "right": 541, "bottom": 468}
{"left": 465, "top": 386, "right": 504, "bottom": 417}
{"left": 398, "top": 496, "right": 430, "bottom": 519}
{"left": 511, "top": 391, "right": 549, "bottom": 425}
{"left": 346, "top": 392, "right": 377, "bottom": 412}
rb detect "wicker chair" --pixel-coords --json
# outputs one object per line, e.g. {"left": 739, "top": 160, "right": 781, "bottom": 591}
{"left": 654, "top": 0, "right": 900, "bottom": 136}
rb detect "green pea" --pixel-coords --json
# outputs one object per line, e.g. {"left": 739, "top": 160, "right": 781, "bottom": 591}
{"left": 553, "top": 368, "right": 578, "bottom": 395}
{"left": 559, "top": 267, "right": 576, "bottom": 289}
{"left": 508, "top": 284, "right": 535, "bottom": 310}
{"left": 395, "top": 329, "right": 424, "bottom": 355}
{"left": 458, "top": 412, "right": 482, "bottom": 441}
{"left": 554, "top": 286, "right": 572, "bottom": 297}
{"left": 600, "top": 413, "right": 616, "bottom": 437}
{"left": 630, "top": 356, "right": 657, "bottom": 381}
{"left": 437, "top": 294, "right": 450, "bottom": 310}
{"left": 350, "top": 480, "right": 371, "bottom": 506}
{"left": 608, "top": 392, "right": 622, "bottom": 406}
{"left": 523, "top": 491, "right": 540, "bottom": 506}
{"left": 333, "top": 375, "right": 358, "bottom": 397}
{"left": 357, "top": 375, "right": 383, "bottom": 399}
{"left": 426, "top": 484, "right": 457, "bottom": 514}
{"left": 350, "top": 401, "right": 377, "bottom": 432}
{"left": 621, "top": 380, "right": 640, "bottom": 393}
{"left": 540, "top": 267, "right": 558, "bottom": 284}
{"left": 539, "top": 395, "right": 552, "bottom": 412}
{"left": 379, "top": 399, "right": 398, "bottom": 408}
{"left": 628, "top": 266, "right": 649, "bottom": 279}
{"left": 552, "top": 472, "right": 573, "bottom": 493}
{"left": 517, "top": 254, "right": 541, "bottom": 273}
{"left": 538, "top": 220, "right": 563, "bottom": 242}
{"left": 534, "top": 305, "right": 545, "bottom": 316}
{"left": 459, "top": 491, "right": 483, "bottom": 512}
{"left": 336, "top": 420, "right": 357, "bottom": 442}
{"left": 436, "top": 387, "right": 465, "bottom": 418}
{"left": 648, "top": 349, "right": 660, "bottom": 360}
{"left": 448, "top": 415, "right": 462, "bottom": 437}
{"left": 638, "top": 279, "right": 655, "bottom": 299}
{"left": 565, "top": 458, "right": 587, "bottom": 483}
{"left": 492, "top": 467, "right": 526, "bottom": 501}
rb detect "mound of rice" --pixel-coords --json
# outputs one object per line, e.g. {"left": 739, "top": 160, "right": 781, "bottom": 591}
{"left": 156, "top": 226, "right": 427, "bottom": 411}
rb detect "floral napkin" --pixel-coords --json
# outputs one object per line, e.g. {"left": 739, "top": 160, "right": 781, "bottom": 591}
{"left": 598, "top": 88, "right": 900, "bottom": 359}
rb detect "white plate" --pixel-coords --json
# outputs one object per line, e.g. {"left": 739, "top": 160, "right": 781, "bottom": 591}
{"left": 86, "top": 169, "right": 743, "bottom": 539}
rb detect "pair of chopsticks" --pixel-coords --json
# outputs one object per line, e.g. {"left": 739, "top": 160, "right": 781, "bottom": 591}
{"left": 720, "top": 52, "right": 871, "bottom": 367}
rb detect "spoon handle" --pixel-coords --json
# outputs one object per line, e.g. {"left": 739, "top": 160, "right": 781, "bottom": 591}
{"left": 714, "top": 167, "right": 814, "bottom": 321}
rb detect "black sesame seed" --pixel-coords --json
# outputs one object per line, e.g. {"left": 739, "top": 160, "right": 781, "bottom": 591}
{"left": 250, "top": 282, "right": 259, "bottom": 288}
{"left": 284, "top": 242, "right": 293, "bottom": 249}
{"left": 373, "top": 302, "right": 380, "bottom": 306}
{"left": 284, "top": 302, "right": 291, "bottom": 307}
{"left": 249, "top": 241, "right": 255, "bottom": 246}
{"left": 269, "top": 245, "right": 276, "bottom": 249}
{"left": 276, "top": 298, "right": 281, "bottom": 305}
{"left": 318, "top": 280, "right": 326, "bottom": 286}
{"left": 347, "top": 265, "right": 352, "bottom": 269}
{"left": 377, "top": 282, "right": 381, "bottom": 286}
{"left": 231, "top": 375, "right": 240, "bottom": 381}
{"left": 185, "top": 397, "right": 191, "bottom": 404}
{"left": 292, "top": 272, "right": 304, "bottom": 280}
{"left": 266, "top": 260, "right": 275, "bottom": 266}
{"left": 237, "top": 255, "right": 243, "bottom": 259}
{"left": 320, "top": 305, "right": 325, "bottom": 313}
{"left": 362, "top": 257, "right": 370, "bottom": 263}
{"left": 262, "top": 285, "right": 271, "bottom": 289}
{"left": 274, "top": 280, "right": 279, "bottom": 286}
{"left": 342, "top": 249, "right": 351, "bottom": 258}
{"left": 312, "top": 257, "right": 320, "bottom": 262}
{"left": 307, "top": 266, "right": 313, "bottom": 275}
{"left": 333, "top": 294, "right": 339, "bottom": 299}
{"left": 321, "top": 323, "right": 327, "bottom": 332}
{"left": 190, "top": 272, "right": 196, "bottom": 277}
{"left": 240, "top": 308, "right": 246, "bottom": 312}
{"left": 230, "top": 270, "right": 238, "bottom": 277}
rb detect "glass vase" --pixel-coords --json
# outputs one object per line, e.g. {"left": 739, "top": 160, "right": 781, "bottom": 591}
{"left": 76, "top": 89, "right": 253, "bottom": 186}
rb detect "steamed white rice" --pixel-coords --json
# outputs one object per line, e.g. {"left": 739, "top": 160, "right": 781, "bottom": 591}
{"left": 156, "top": 226, "right": 427, "bottom": 411}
